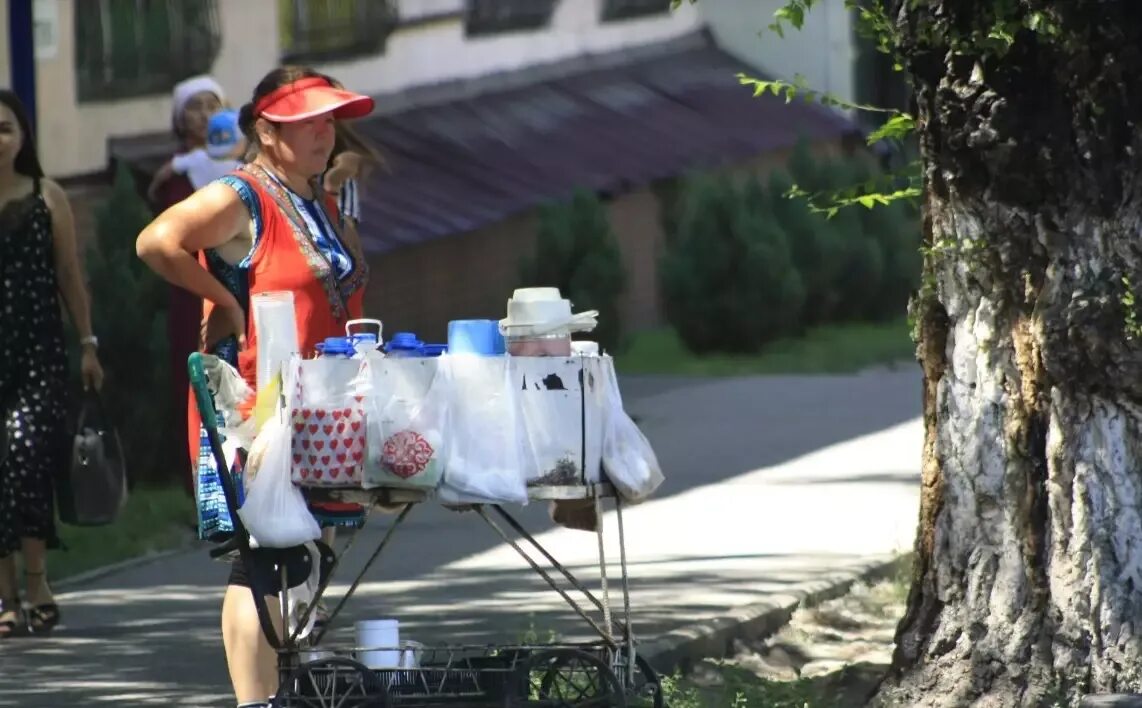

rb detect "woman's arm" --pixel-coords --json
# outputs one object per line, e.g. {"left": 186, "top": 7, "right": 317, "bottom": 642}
{"left": 146, "top": 161, "right": 176, "bottom": 204}
{"left": 43, "top": 179, "right": 104, "bottom": 390}
{"left": 136, "top": 181, "right": 250, "bottom": 310}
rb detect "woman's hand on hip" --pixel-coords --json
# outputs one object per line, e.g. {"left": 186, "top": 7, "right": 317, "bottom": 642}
{"left": 201, "top": 302, "right": 247, "bottom": 352}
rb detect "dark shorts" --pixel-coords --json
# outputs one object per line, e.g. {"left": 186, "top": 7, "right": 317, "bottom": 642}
{"left": 227, "top": 543, "right": 335, "bottom": 593}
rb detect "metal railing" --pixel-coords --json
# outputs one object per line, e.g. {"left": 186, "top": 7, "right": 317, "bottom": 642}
{"left": 278, "top": 0, "right": 398, "bottom": 63}
{"left": 75, "top": 0, "right": 221, "bottom": 102}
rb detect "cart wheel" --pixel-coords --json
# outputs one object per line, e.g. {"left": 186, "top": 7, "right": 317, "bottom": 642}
{"left": 630, "top": 654, "right": 664, "bottom": 708}
{"left": 524, "top": 648, "right": 627, "bottom": 708}
{"left": 273, "top": 657, "right": 390, "bottom": 708}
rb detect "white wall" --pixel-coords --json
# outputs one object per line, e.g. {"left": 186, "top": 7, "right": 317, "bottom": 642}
{"left": 701, "top": 0, "right": 856, "bottom": 105}
{"left": 0, "top": 2, "right": 10, "bottom": 89}
{"left": 30, "top": 0, "right": 704, "bottom": 177}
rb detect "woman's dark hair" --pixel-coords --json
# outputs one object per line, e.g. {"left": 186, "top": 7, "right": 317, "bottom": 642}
{"left": 315, "top": 73, "right": 384, "bottom": 176}
{"left": 0, "top": 90, "right": 44, "bottom": 178}
{"left": 237, "top": 65, "right": 325, "bottom": 144}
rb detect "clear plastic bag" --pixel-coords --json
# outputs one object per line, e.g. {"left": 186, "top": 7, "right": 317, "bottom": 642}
{"left": 440, "top": 355, "right": 530, "bottom": 505}
{"left": 290, "top": 356, "right": 367, "bottom": 487}
{"left": 357, "top": 355, "right": 448, "bottom": 490}
{"left": 238, "top": 412, "right": 322, "bottom": 548}
{"left": 600, "top": 361, "right": 663, "bottom": 503}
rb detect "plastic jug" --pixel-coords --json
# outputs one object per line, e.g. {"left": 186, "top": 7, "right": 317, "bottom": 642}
{"left": 385, "top": 332, "right": 424, "bottom": 358}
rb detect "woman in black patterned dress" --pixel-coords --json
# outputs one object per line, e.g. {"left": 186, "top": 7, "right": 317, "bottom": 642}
{"left": 0, "top": 90, "right": 104, "bottom": 637}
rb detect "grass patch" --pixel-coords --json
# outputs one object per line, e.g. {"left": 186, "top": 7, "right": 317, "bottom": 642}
{"left": 617, "top": 318, "right": 914, "bottom": 377}
{"left": 50, "top": 485, "right": 195, "bottom": 580}
{"left": 652, "top": 664, "right": 842, "bottom": 708}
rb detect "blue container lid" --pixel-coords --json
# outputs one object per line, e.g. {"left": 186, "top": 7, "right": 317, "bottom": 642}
{"left": 316, "top": 336, "right": 354, "bottom": 356}
{"left": 385, "top": 331, "right": 423, "bottom": 353}
{"left": 419, "top": 344, "right": 447, "bottom": 357}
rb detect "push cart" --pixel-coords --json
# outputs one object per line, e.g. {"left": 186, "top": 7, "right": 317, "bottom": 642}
{"left": 188, "top": 352, "right": 664, "bottom": 707}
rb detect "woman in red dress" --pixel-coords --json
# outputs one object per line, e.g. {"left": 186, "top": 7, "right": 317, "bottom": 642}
{"left": 137, "top": 66, "right": 374, "bottom": 708}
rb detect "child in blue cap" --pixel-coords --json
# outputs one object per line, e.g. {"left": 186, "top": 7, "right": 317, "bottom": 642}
{"left": 147, "top": 109, "right": 245, "bottom": 201}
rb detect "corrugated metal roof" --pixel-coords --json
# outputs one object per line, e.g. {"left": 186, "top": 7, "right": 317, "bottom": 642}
{"left": 108, "top": 33, "right": 857, "bottom": 255}
{"left": 354, "top": 39, "right": 854, "bottom": 254}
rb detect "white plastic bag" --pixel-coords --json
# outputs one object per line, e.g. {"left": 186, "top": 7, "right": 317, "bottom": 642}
{"left": 440, "top": 355, "right": 529, "bottom": 504}
{"left": 600, "top": 360, "right": 663, "bottom": 503}
{"left": 238, "top": 412, "right": 322, "bottom": 548}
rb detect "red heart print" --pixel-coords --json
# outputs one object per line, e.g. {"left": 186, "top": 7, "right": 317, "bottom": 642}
{"left": 315, "top": 440, "right": 325, "bottom": 451}
{"left": 308, "top": 424, "right": 318, "bottom": 434}
{"left": 354, "top": 396, "right": 365, "bottom": 403}
{"left": 330, "top": 439, "right": 339, "bottom": 451}
{"left": 301, "top": 468, "right": 310, "bottom": 479}
{"left": 343, "top": 466, "right": 355, "bottom": 478}
{"left": 309, "top": 455, "right": 317, "bottom": 465}
{"left": 330, "top": 468, "right": 340, "bottom": 479}
{"left": 343, "top": 436, "right": 355, "bottom": 451}
{"left": 342, "top": 408, "right": 352, "bottom": 418}
{"left": 351, "top": 421, "right": 361, "bottom": 432}
{"left": 314, "top": 469, "right": 324, "bottom": 479}
{"left": 336, "top": 453, "right": 347, "bottom": 464}
{"left": 332, "top": 410, "right": 343, "bottom": 421}
{"left": 293, "top": 454, "right": 302, "bottom": 465}
{"left": 302, "top": 440, "right": 310, "bottom": 450}
{"left": 352, "top": 451, "right": 364, "bottom": 463}
{"left": 294, "top": 423, "right": 305, "bottom": 434}
{"left": 302, "top": 409, "right": 312, "bottom": 420}
{"left": 323, "top": 425, "right": 334, "bottom": 435}
{"left": 321, "top": 455, "right": 330, "bottom": 465}
{"left": 336, "top": 422, "right": 346, "bottom": 434}
{"left": 316, "top": 410, "right": 326, "bottom": 420}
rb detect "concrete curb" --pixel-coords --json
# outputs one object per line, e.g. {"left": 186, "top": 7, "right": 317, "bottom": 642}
{"left": 54, "top": 542, "right": 204, "bottom": 590}
{"left": 640, "top": 556, "right": 903, "bottom": 672}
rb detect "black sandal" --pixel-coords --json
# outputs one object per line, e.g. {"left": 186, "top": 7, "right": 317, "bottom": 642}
{"left": 25, "top": 572, "right": 59, "bottom": 634}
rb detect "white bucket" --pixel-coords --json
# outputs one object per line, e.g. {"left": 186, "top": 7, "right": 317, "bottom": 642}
{"left": 355, "top": 619, "right": 401, "bottom": 669}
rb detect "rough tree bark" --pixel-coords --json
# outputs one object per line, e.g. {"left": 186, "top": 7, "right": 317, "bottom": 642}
{"left": 873, "top": 2, "right": 1142, "bottom": 706}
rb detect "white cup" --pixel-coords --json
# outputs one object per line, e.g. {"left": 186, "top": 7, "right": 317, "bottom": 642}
{"left": 298, "top": 649, "right": 334, "bottom": 664}
{"left": 400, "top": 640, "right": 424, "bottom": 669}
{"left": 355, "top": 619, "right": 401, "bottom": 669}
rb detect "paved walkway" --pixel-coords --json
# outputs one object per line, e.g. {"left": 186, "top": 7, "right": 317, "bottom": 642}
{"left": 0, "top": 367, "right": 922, "bottom": 706}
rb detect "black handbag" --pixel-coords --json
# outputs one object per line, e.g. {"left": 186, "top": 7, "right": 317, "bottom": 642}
{"left": 57, "top": 391, "right": 128, "bottom": 526}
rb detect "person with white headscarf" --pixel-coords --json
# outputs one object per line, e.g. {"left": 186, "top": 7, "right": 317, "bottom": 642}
{"left": 154, "top": 76, "right": 228, "bottom": 502}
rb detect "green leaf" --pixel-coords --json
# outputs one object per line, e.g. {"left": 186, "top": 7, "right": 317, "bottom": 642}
{"left": 866, "top": 113, "right": 916, "bottom": 145}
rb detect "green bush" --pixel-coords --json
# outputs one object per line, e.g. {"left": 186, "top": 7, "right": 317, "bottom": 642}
{"left": 519, "top": 189, "right": 627, "bottom": 353}
{"left": 767, "top": 169, "right": 845, "bottom": 325}
{"left": 660, "top": 175, "right": 805, "bottom": 353}
{"left": 85, "top": 163, "right": 173, "bottom": 485}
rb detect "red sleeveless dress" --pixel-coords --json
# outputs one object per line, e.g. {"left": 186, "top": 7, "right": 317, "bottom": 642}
{"left": 187, "top": 163, "right": 369, "bottom": 467}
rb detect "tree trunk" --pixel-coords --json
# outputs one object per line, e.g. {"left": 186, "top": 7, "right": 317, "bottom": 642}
{"left": 874, "top": 2, "right": 1142, "bottom": 706}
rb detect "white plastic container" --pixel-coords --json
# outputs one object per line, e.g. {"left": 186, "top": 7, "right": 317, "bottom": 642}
{"left": 252, "top": 291, "right": 299, "bottom": 392}
{"left": 355, "top": 619, "right": 401, "bottom": 669}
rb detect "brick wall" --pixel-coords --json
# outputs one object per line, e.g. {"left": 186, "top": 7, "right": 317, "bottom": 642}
{"left": 363, "top": 186, "right": 670, "bottom": 343}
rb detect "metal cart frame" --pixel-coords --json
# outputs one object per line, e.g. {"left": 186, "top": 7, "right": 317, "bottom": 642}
{"left": 188, "top": 353, "right": 663, "bottom": 707}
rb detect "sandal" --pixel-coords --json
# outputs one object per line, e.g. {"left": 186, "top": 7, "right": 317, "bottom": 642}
{"left": 25, "top": 572, "right": 59, "bottom": 634}
{"left": 0, "top": 599, "right": 23, "bottom": 638}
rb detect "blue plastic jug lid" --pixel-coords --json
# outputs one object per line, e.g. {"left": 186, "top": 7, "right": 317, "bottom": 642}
{"left": 386, "top": 331, "right": 423, "bottom": 351}
{"left": 318, "top": 336, "right": 353, "bottom": 356}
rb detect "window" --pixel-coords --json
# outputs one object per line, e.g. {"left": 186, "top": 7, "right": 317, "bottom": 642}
{"left": 601, "top": 0, "right": 673, "bottom": 22}
{"left": 279, "top": 0, "right": 398, "bottom": 63}
{"left": 465, "top": 0, "right": 559, "bottom": 37}
{"left": 75, "top": 0, "right": 221, "bottom": 102}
